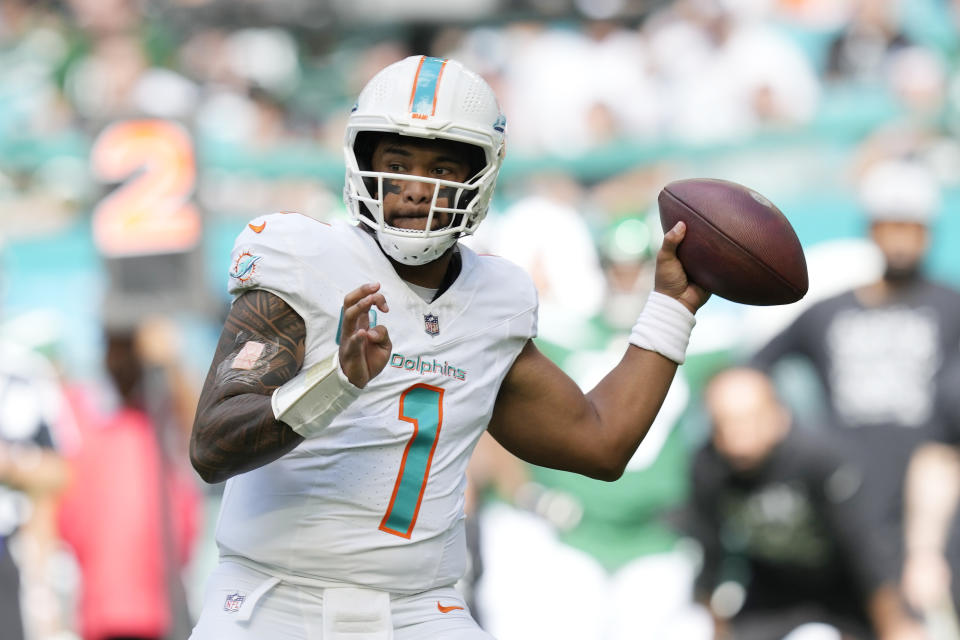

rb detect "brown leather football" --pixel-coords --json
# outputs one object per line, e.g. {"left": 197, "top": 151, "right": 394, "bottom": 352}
{"left": 658, "top": 178, "right": 808, "bottom": 305}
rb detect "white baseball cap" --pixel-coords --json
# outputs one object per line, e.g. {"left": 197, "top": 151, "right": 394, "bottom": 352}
{"left": 858, "top": 159, "right": 941, "bottom": 224}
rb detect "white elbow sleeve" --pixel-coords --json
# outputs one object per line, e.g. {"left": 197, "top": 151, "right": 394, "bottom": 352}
{"left": 271, "top": 351, "right": 361, "bottom": 438}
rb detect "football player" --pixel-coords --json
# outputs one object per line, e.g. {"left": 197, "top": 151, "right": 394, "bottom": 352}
{"left": 188, "top": 56, "right": 709, "bottom": 639}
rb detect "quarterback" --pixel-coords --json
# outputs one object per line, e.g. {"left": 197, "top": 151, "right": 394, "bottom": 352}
{"left": 189, "top": 56, "right": 709, "bottom": 639}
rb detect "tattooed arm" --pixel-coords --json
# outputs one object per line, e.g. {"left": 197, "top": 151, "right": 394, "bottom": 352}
{"left": 190, "top": 282, "right": 392, "bottom": 483}
{"left": 190, "top": 289, "right": 306, "bottom": 483}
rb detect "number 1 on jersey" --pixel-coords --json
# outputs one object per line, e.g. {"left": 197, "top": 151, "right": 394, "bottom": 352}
{"left": 380, "top": 384, "right": 444, "bottom": 538}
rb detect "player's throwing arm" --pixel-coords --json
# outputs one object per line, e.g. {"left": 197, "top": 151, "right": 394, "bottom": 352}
{"left": 486, "top": 181, "right": 808, "bottom": 481}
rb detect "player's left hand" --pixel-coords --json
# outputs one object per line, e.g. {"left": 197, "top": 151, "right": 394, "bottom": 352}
{"left": 339, "top": 283, "right": 392, "bottom": 388}
{"left": 654, "top": 221, "right": 710, "bottom": 314}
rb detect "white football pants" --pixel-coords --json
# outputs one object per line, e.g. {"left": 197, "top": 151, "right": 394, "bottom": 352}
{"left": 190, "top": 560, "right": 494, "bottom": 640}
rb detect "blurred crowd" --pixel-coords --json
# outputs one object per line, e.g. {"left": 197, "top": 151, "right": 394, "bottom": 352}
{"left": 4, "top": 0, "right": 960, "bottom": 231}
{"left": 3, "top": 0, "right": 960, "bottom": 639}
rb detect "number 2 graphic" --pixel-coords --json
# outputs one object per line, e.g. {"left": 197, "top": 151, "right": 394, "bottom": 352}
{"left": 91, "top": 119, "right": 201, "bottom": 257}
{"left": 379, "top": 384, "right": 444, "bottom": 538}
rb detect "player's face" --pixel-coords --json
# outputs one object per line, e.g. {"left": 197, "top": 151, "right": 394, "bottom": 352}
{"left": 370, "top": 137, "right": 472, "bottom": 232}
{"left": 870, "top": 221, "right": 929, "bottom": 281}
{"left": 706, "top": 369, "right": 790, "bottom": 472}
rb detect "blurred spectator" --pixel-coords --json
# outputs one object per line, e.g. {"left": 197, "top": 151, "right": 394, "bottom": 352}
{"left": 64, "top": 31, "right": 199, "bottom": 127}
{"left": 498, "top": 22, "right": 605, "bottom": 155}
{"left": 773, "top": 0, "right": 856, "bottom": 31}
{"left": 441, "top": 18, "right": 662, "bottom": 156}
{"left": 58, "top": 319, "right": 202, "bottom": 640}
{"left": 825, "top": 0, "right": 912, "bottom": 84}
{"left": 901, "top": 440, "right": 960, "bottom": 638}
{"left": 751, "top": 158, "right": 960, "bottom": 600}
{"left": 597, "top": 215, "right": 658, "bottom": 330}
{"left": 0, "top": 1, "right": 73, "bottom": 139}
{"left": 461, "top": 431, "right": 529, "bottom": 627}
{"left": 885, "top": 45, "right": 948, "bottom": 119}
{"left": 64, "top": 0, "right": 141, "bottom": 36}
{"left": 475, "top": 386, "right": 710, "bottom": 640}
{"left": 645, "top": 0, "right": 820, "bottom": 143}
{"left": 900, "top": 355, "right": 960, "bottom": 636}
{"left": 0, "top": 338, "right": 70, "bottom": 640}
{"left": 686, "top": 367, "right": 923, "bottom": 640}
{"left": 476, "top": 214, "right": 711, "bottom": 640}
{"left": 493, "top": 182, "right": 605, "bottom": 341}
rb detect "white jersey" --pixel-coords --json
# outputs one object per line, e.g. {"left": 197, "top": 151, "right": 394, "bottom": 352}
{"left": 216, "top": 213, "right": 538, "bottom": 593}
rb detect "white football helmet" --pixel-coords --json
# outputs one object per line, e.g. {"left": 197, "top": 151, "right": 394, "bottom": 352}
{"left": 344, "top": 55, "right": 506, "bottom": 265}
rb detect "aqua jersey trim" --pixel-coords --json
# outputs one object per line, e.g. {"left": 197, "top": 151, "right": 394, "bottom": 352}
{"left": 335, "top": 307, "right": 377, "bottom": 345}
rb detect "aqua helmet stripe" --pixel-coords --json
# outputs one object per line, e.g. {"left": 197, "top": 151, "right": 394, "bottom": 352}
{"left": 408, "top": 56, "right": 448, "bottom": 120}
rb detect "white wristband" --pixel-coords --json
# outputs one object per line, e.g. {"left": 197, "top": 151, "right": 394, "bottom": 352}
{"left": 628, "top": 291, "right": 696, "bottom": 364}
{"left": 271, "top": 351, "right": 361, "bottom": 438}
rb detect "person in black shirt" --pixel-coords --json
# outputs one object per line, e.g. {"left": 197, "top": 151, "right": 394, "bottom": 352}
{"left": 687, "top": 367, "right": 923, "bottom": 640}
{"left": 751, "top": 159, "right": 960, "bottom": 596}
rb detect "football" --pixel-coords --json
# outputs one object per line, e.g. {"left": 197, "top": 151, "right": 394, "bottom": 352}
{"left": 658, "top": 178, "right": 808, "bottom": 306}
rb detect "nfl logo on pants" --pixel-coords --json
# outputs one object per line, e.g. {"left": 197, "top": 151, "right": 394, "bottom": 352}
{"left": 424, "top": 313, "right": 439, "bottom": 336}
{"left": 224, "top": 592, "right": 245, "bottom": 613}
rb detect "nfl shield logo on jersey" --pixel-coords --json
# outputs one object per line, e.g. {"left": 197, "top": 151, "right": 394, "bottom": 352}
{"left": 224, "top": 592, "right": 245, "bottom": 613}
{"left": 424, "top": 313, "right": 440, "bottom": 337}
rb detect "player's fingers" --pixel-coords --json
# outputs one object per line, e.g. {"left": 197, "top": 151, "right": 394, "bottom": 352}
{"left": 343, "top": 331, "right": 373, "bottom": 374}
{"left": 691, "top": 282, "right": 710, "bottom": 300}
{"left": 342, "top": 292, "right": 382, "bottom": 332}
{"left": 340, "top": 327, "right": 364, "bottom": 356}
{"left": 660, "top": 221, "right": 686, "bottom": 255}
{"left": 339, "top": 333, "right": 371, "bottom": 383}
{"left": 369, "top": 292, "right": 389, "bottom": 314}
{"left": 341, "top": 285, "right": 375, "bottom": 333}
{"left": 366, "top": 325, "right": 391, "bottom": 346}
{"left": 342, "top": 282, "right": 381, "bottom": 309}
{"left": 340, "top": 301, "right": 363, "bottom": 333}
